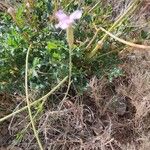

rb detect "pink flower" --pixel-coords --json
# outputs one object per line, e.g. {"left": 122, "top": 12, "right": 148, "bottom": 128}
{"left": 55, "top": 10, "right": 82, "bottom": 29}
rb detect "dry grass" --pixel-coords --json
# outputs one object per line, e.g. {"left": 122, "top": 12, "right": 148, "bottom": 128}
{"left": 0, "top": 0, "right": 150, "bottom": 149}
{"left": 2, "top": 49, "right": 148, "bottom": 150}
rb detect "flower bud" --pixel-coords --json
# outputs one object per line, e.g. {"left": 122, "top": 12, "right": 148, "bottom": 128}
{"left": 67, "top": 26, "right": 74, "bottom": 49}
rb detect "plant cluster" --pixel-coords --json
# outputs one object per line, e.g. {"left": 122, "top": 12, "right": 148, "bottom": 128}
{"left": 1, "top": 0, "right": 150, "bottom": 149}
{"left": 0, "top": 0, "right": 123, "bottom": 93}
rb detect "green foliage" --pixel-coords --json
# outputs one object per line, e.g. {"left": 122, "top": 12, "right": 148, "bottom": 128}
{"left": 108, "top": 67, "right": 123, "bottom": 82}
{"left": 0, "top": 1, "right": 126, "bottom": 93}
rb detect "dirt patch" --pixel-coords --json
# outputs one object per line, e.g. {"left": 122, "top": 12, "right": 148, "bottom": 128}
{"left": 0, "top": 93, "right": 18, "bottom": 147}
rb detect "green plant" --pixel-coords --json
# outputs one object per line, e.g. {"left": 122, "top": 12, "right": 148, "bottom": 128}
{"left": 0, "top": 1, "right": 120, "bottom": 93}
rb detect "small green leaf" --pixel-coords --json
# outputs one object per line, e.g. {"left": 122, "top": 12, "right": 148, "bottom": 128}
{"left": 52, "top": 52, "right": 61, "bottom": 60}
{"left": 47, "top": 41, "right": 58, "bottom": 50}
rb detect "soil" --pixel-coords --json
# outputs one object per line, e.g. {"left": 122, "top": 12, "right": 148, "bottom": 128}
{"left": 0, "top": 93, "right": 21, "bottom": 149}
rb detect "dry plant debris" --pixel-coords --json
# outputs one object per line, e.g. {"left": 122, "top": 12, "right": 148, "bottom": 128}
{"left": 0, "top": 49, "right": 149, "bottom": 150}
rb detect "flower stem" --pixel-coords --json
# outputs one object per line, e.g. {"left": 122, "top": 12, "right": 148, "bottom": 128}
{"left": 59, "top": 26, "right": 73, "bottom": 109}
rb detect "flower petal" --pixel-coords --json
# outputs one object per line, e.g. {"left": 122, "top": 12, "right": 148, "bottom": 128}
{"left": 55, "top": 22, "right": 70, "bottom": 30}
{"left": 70, "top": 10, "right": 82, "bottom": 21}
{"left": 55, "top": 10, "right": 68, "bottom": 21}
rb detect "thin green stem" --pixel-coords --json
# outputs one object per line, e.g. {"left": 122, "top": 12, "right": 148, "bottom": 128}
{"left": 25, "top": 45, "right": 44, "bottom": 150}
{"left": 17, "top": 101, "right": 44, "bottom": 139}
{"left": 86, "top": 29, "right": 100, "bottom": 50}
{"left": 59, "top": 48, "right": 72, "bottom": 109}
{"left": 59, "top": 27, "right": 73, "bottom": 109}
{"left": 0, "top": 76, "right": 68, "bottom": 123}
{"left": 99, "top": 26, "right": 150, "bottom": 49}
